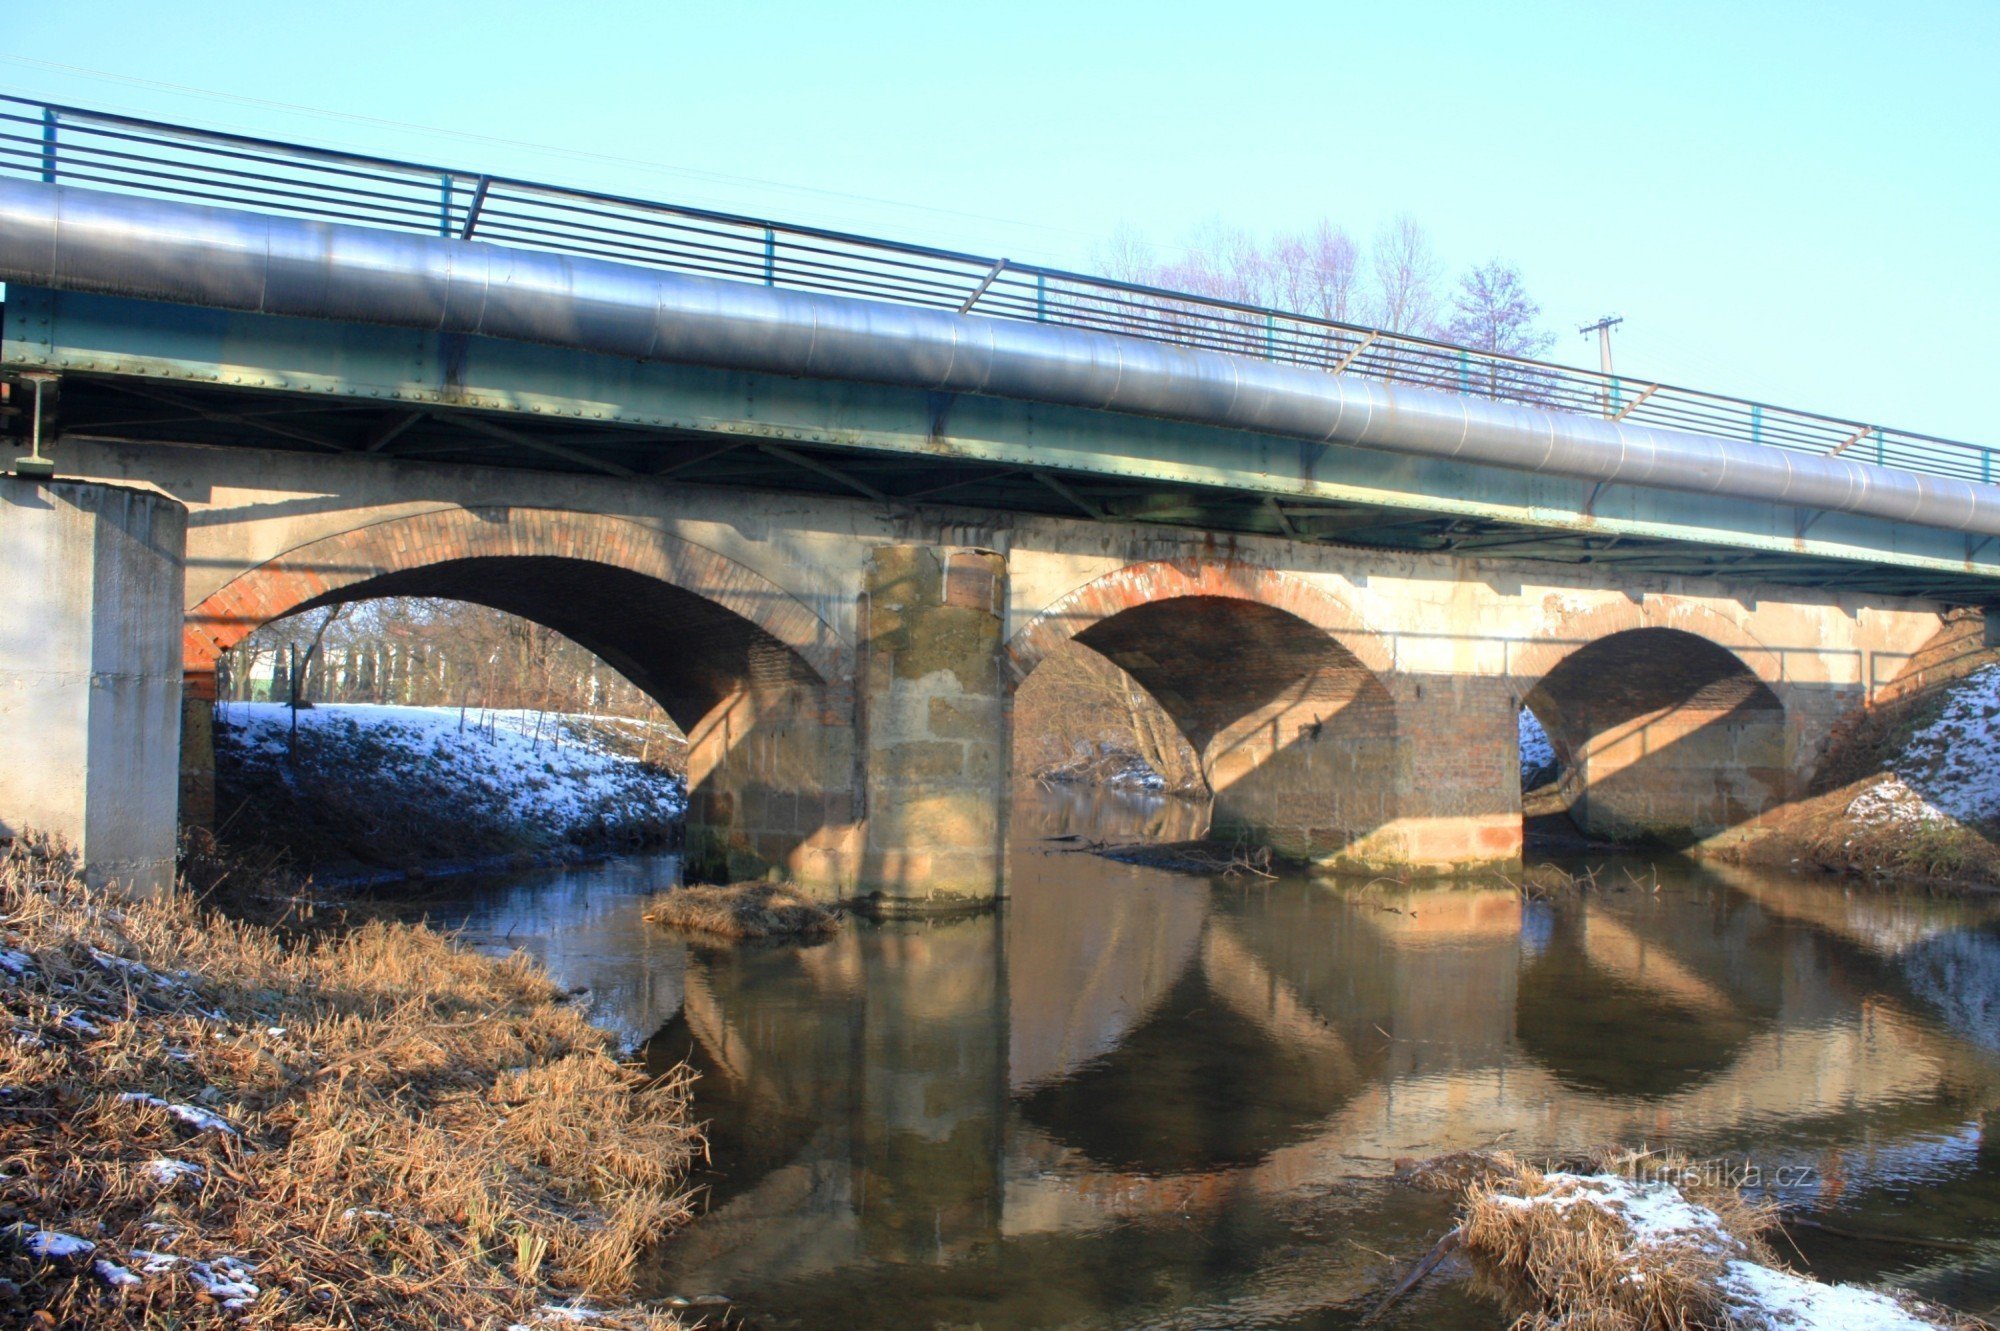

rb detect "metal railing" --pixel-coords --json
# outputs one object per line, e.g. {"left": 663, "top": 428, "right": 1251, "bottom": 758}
{"left": 3, "top": 94, "right": 1991, "bottom": 485}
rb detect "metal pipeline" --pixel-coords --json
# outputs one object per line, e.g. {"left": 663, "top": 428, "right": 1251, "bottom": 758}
{"left": 3, "top": 177, "right": 1996, "bottom": 539}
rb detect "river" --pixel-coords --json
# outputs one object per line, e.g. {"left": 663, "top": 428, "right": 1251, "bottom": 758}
{"left": 405, "top": 785, "right": 2000, "bottom": 1329}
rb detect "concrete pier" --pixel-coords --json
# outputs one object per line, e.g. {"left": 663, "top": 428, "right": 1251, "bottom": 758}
{"left": 0, "top": 479, "right": 186, "bottom": 894}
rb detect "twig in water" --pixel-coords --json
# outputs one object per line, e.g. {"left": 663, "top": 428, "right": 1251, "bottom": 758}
{"left": 1362, "top": 1227, "right": 1463, "bottom": 1325}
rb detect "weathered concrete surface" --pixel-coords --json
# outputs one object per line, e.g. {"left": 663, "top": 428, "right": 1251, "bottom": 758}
{"left": 56, "top": 438, "right": 1955, "bottom": 881}
{"left": 0, "top": 478, "right": 185, "bottom": 893}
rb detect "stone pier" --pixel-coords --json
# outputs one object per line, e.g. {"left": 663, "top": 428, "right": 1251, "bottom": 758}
{"left": 859, "top": 546, "right": 1010, "bottom": 913}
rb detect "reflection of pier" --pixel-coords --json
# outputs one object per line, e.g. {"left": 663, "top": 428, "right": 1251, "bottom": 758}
{"left": 649, "top": 857, "right": 2000, "bottom": 1304}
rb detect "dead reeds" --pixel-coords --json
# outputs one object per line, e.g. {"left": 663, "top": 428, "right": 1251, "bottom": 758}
{"left": 0, "top": 835, "right": 699, "bottom": 1328}
{"left": 1384, "top": 1149, "right": 1962, "bottom": 1331}
{"left": 642, "top": 881, "right": 840, "bottom": 941}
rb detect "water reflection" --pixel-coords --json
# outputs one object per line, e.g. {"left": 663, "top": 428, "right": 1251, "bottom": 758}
{"left": 400, "top": 854, "right": 689, "bottom": 1053}
{"left": 417, "top": 790, "right": 2000, "bottom": 1328}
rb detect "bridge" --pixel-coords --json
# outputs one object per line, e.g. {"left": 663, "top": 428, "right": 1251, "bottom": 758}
{"left": 0, "top": 98, "right": 1992, "bottom": 898}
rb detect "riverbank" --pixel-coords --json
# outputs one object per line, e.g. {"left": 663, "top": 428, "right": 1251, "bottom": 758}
{"left": 0, "top": 838, "right": 699, "bottom": 1328}
{"left": 214, "top": 703, "right": 686, "bottom": 883}
{"left": 1716, "top": 663, "right": 2000, "bottom": 892}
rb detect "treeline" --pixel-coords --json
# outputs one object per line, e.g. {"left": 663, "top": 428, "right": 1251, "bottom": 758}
{"left": 221, "top": 597, "right": 674, "bottom": 726}
{"left": 1099, "top": 213, "right": 1556, "bottom": 355}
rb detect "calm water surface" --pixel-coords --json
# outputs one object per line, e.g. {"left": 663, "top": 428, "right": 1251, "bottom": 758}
{"left": 412, "top": 787, "right": 2000, "bottom": 1329}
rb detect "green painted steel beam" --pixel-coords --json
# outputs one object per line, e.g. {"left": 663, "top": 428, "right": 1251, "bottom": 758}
{"left": 7, "top": 285, "right": 2000, "bottom": 589}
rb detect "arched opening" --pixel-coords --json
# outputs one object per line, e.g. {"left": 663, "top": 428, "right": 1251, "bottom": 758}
{"left": 1035, "top": 594, "right": 1398, "bottom": 861}
{"left": 1524, "top": 627, "right": 1787, "bottom": 846}
{"left": 1010, "top": 639, "right": 1204, "bottom": 795}
{"left": 189, "top": 540, "right": 852, "bottom": 890}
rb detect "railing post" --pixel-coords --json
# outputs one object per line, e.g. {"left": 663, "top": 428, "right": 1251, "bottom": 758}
{"left": 438, "top": 174, "right": 454, "bottom": 237}
{"left": 1608, "top": 375, "right": 1624, "bottom": 419}
{"left": 1983, "top": 449, "right": 1992, "bottom": 486}
{"left": 1457, "top": 349, "right": 1471, "bottom": 396}
{"left": 1874, "top": 428, "right": 1884, "bottom": 466}
{"left": 1036, "top": 273, "right": 1047, "bottom": 323}
{"left": 1751, "top": 404, "right": 1763, "bottom": 445}
{"left": 39, "top": 107, "right": 57, "bottom": 184}
{"left": 1264, "top": 312, "right": 1276, "bottom": 362}
{"left": 762, "top": 227, "right": 776, "bottom": 287}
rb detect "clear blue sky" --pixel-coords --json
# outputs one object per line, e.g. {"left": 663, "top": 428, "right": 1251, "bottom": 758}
{"left": 6, "top": 2, "right": 1995, "bottom": 441}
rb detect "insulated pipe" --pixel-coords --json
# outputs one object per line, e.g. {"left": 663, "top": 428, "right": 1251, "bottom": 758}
{"left": 3, "top": 177, "right": 1997, "bottom": 539}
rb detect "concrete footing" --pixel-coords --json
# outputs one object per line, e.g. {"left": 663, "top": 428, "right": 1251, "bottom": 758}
{"left": 0, "top": 479, "right": 186, "bottom": 894}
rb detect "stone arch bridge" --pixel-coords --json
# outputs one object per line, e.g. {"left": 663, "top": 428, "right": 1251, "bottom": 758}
{"left": 12, "top": 436, "right": 1950, "bottom": 903}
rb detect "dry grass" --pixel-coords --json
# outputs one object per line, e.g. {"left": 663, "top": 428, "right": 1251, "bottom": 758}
{"left": 1454, "top": 1151, "right": 1778, "bottom": 1331}
{"left": 0, "top": 835, "right": 699, "bottom": 1328}
{"left": 643, "top": 882, "right": 840, "bottom": 941}
{"left": 1712, "top": 775, "right": 2000, "bottom": 892}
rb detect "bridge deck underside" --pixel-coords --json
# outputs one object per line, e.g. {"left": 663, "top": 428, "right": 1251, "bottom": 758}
{"left": 7, "top": 287, "right": 1997, "bottom": 604}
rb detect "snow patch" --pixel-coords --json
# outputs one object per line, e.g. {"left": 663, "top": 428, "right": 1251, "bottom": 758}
{"left": 16, "top": 1226, "right": 95, "bottom": 1259}
{"left": 187, "top": 1254, "right": 259, "bottom": 1307}
{"left": 1519, "top": 708, "right": 1556, "bottom": 785}
{"left": 146, "top": 1158, "right": 205, "bottom": 1188}
{"left": 94, "top": 1258, "right": 142, "bottom": 1288}
{"left": 118, "top": 1092, "right": 238, "bottom": 1135}
{"left": 217, "top": 703, "right": 684, "bottom": 841}
{"left": 1858, "top": 665, "right": 2000, "bottom": 827}
{"left": 1485, "top": 1173, "right": 1946, "bottom": 1330}
{"left": 1721, "top": 1259, "right": 1937, "bottom": 1331}
{"left": 1846, "top": 775, "right": 1946, "bottom": 828}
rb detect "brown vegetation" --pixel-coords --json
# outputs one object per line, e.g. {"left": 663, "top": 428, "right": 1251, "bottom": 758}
{"left": 1713, "top": 776, "right": 2000, "bottom": 891}
{"left": 1384, "top": 1150, "right": 1964, "bottom": 1331}
{"left": 1453, "top": 1152, "right": 1777, "bottom": 1331}
{"left": 643, "top": 882, "right": 840, "bottom": 941}
{"left": 1012, "top": 640, "right": 1205, "bottom": 793}
{"left": 0, "top": 837, "right": 698, "bottom": 1328}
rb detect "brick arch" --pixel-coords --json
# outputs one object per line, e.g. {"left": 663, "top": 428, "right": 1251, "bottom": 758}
{"left": 1512, "top": 603, "right": 1797, "bottom": 846}
{"left": 1006, "top": 558, "right": 1394, "bottom": 684}
{"left": 1506, "top": 597, "right": 1796, "bottom": 695}
{"left": 184, "top": 506, "right": 844, "bottom": 686}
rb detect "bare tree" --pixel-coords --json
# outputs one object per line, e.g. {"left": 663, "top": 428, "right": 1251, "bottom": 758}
{"left": 224, "top": 598, "right": 673, "bottom": 728}
{"left": 1444, "top": 259, "right": 1555, "bottom": 357}
{"left": 1370, "top": 213, "right": 1443, "bottom": 335}
{"left": 1267, "top": 220, "right": 1361, "bottom": 323}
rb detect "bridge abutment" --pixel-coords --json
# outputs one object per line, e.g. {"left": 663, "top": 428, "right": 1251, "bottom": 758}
{"left": 0, "top": 479, "right": 186, "bottom": 894}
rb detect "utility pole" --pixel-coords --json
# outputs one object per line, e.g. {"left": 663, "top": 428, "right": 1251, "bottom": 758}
{"left": 1579, "top": 314, "right": 1624, "bottom": 416}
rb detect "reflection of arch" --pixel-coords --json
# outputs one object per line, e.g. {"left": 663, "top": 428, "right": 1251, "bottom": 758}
{"left": 1514, "top": 905, "right": 1766, "bottom": 1097}
{"left": 185, "top": 506, "right": 844, "bottom": 702}
{"left": 1009, "top": 562, "right": 1398, "bottom": 860}
{"left": 1520, "top": 626, "right": 1789, "bottom": 844}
